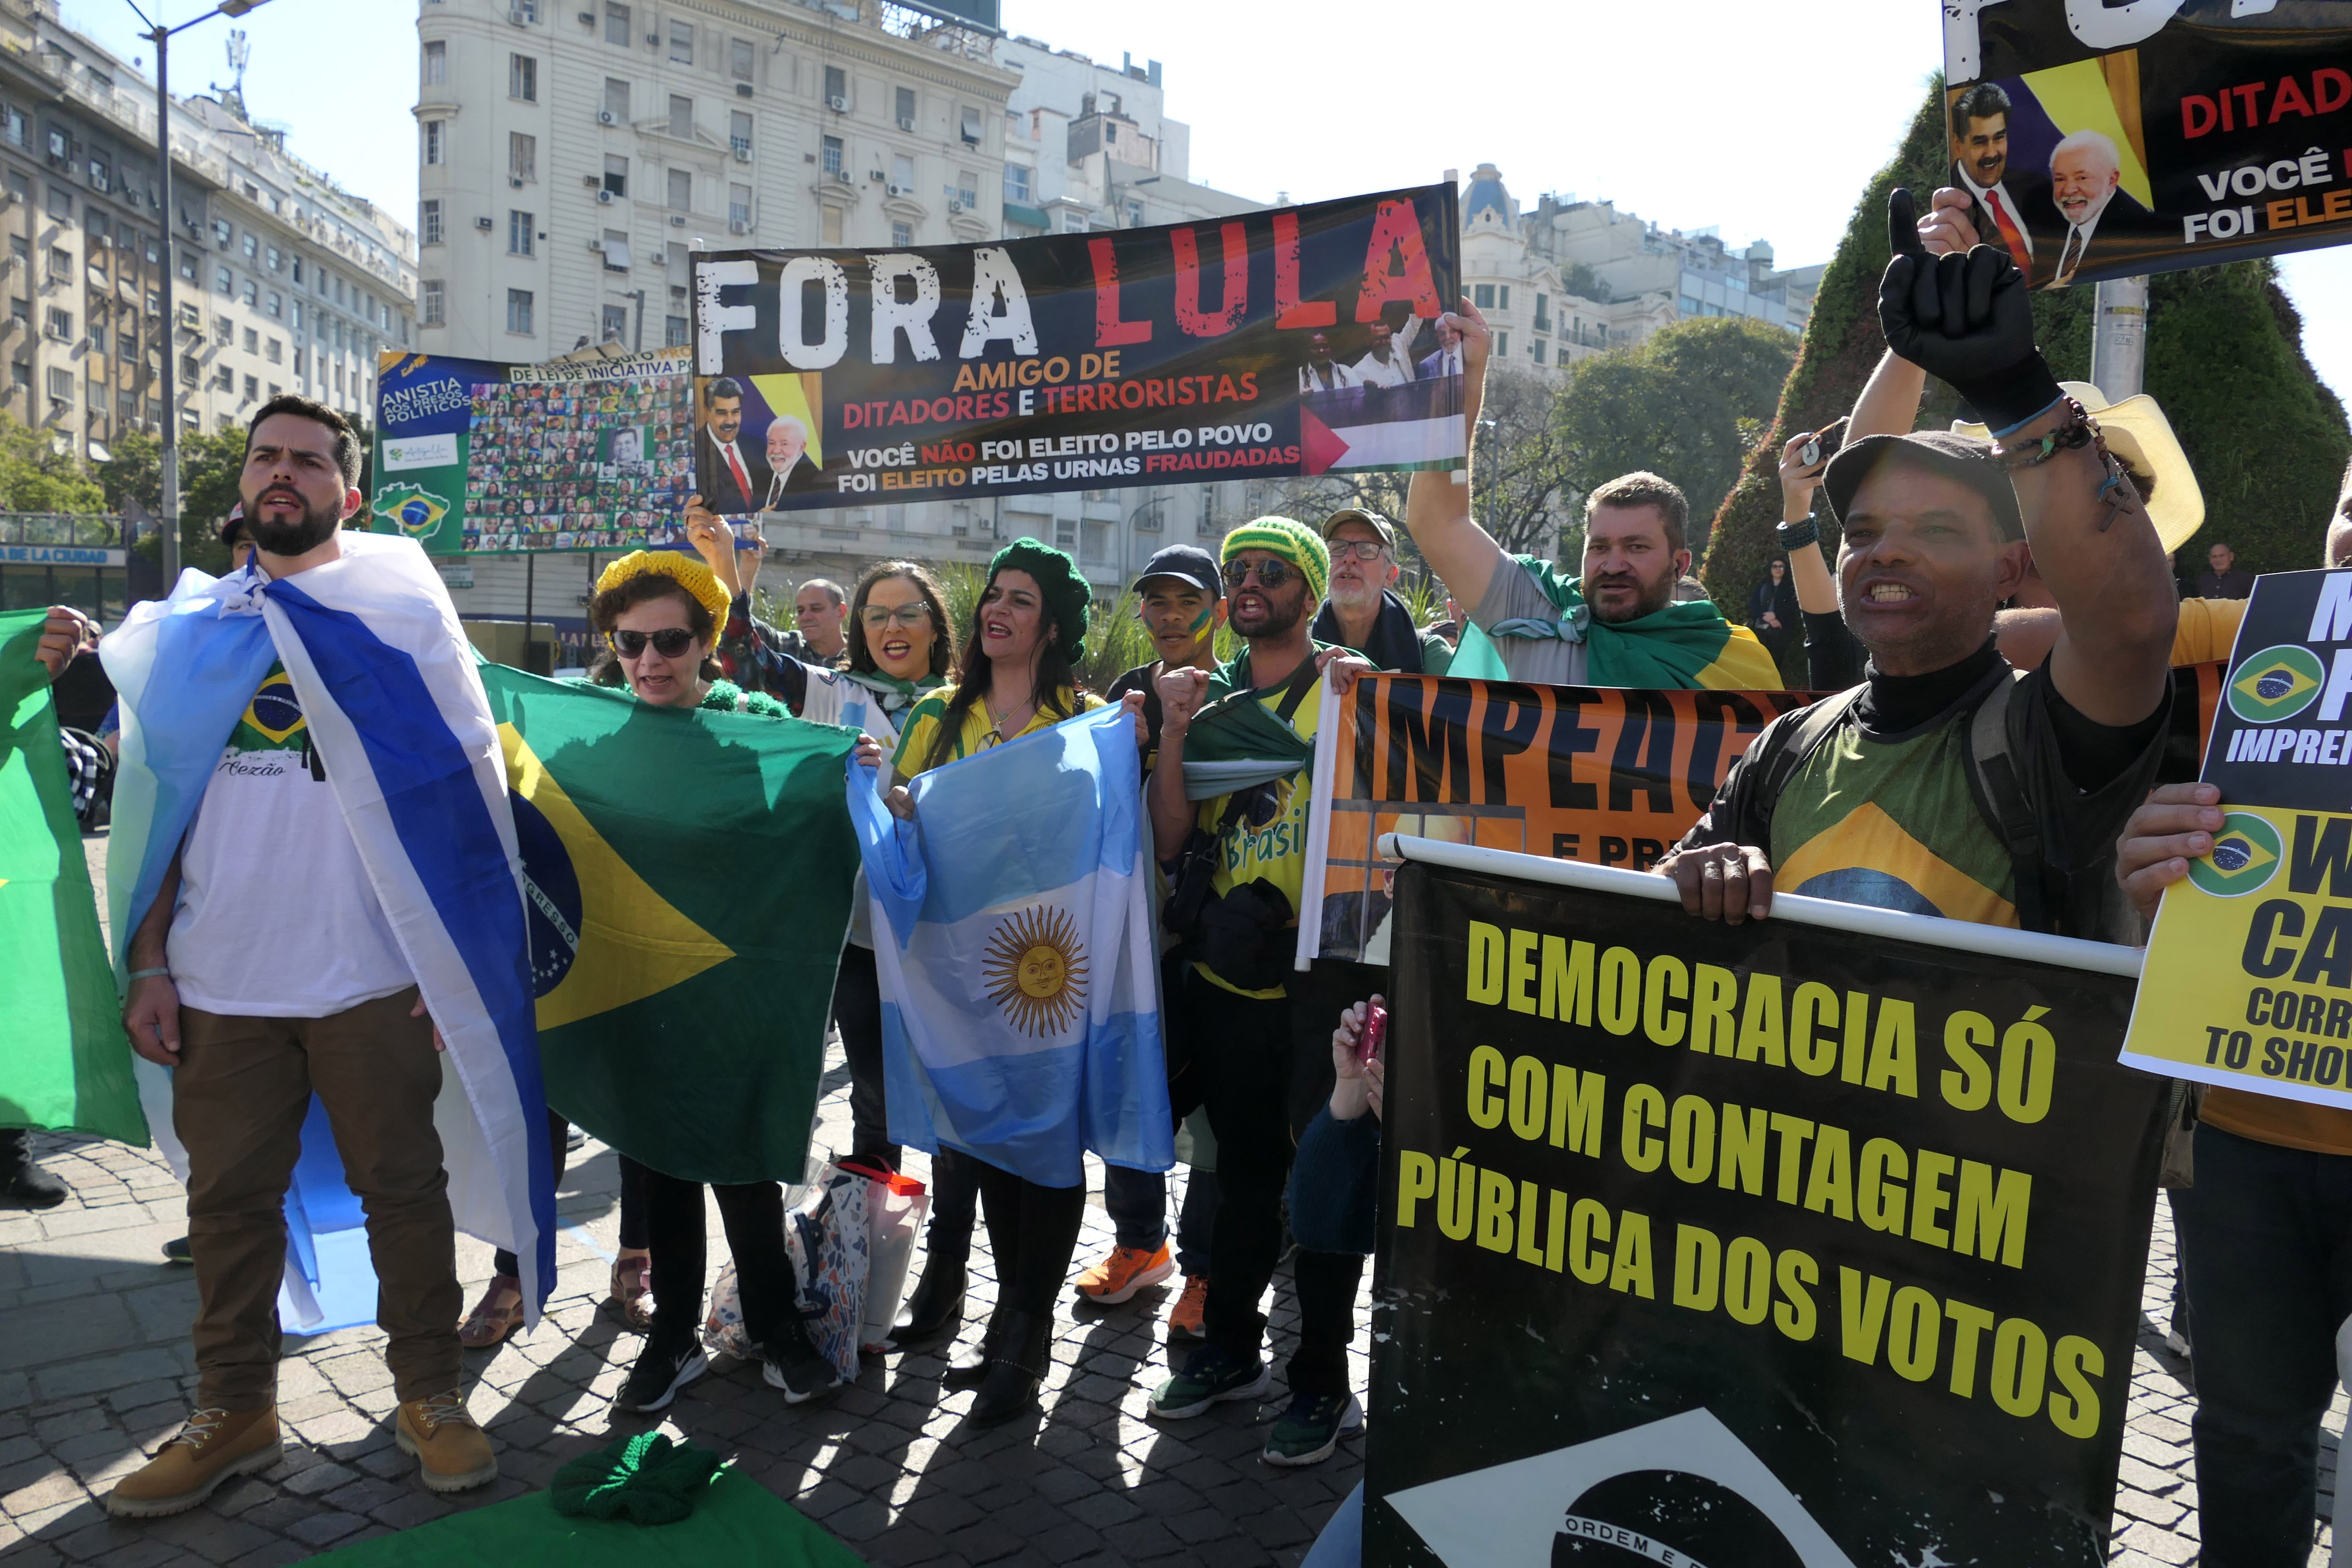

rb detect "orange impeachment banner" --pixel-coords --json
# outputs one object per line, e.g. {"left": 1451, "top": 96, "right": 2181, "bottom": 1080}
{"left": 1298, "top": 665, "right": 2226, "bottom": 969}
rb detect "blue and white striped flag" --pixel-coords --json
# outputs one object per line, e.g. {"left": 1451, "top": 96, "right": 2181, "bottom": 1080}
{"left": 103, "top": 533, "right": 555, "bottom": 1326}
{"left": 850, "top": 704, "right": 1173, "bottom": 1187}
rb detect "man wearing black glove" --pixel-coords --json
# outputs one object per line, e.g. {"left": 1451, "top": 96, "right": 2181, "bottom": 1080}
{"left": 1656, "top": 189, "right": 2175, "bottom": 946}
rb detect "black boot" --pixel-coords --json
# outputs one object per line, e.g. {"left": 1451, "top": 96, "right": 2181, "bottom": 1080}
{"left": 891, "top": 1250, "right": 967, "bottom": 1352}
{"left": 969, "top": 1310, "right": 1052, "bottom": 1428}
{"left": 943, "top": 1300, "right": 1011, "bottom": 1391}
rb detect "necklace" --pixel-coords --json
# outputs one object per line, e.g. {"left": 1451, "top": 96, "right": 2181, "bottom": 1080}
{"left": 986, "top": 695, "right": 1033, "bottom": 737}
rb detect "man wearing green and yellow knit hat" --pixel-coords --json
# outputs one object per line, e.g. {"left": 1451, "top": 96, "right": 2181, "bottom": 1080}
{"left": 1402, "top": 298, "right": 1782, "bottom": 691}
{"left": 1141, "top": 515, "right": 1380, "bottom": 1465}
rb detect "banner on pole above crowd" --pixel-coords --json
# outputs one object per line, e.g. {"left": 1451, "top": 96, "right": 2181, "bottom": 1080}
{"left": 1365, "top": 841, "right": 2167, "bottom": 1566}
{"left": 371, "top": 346, "right": 697, "bottom": 556}
{"left": 2124, "top": 567, "right": 2352, "bottom": 1107}
{"left": 1944, "top": 0, "right": 2352, "bottom": 288}
{"left": 689, "top": 185, "right": 1464, "bottom": 515}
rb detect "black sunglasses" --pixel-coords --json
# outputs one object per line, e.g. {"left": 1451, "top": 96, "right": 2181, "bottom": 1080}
{"left": 1222, "top": 557, "right": 1297, "bottom": 590}
{"left": 609, "top": 628, "right": 697, "bottom": 658}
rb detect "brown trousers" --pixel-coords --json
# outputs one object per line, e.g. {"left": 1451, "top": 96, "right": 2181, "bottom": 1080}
{"left": 175, "top": 987, "right": 462, "bottom": 1410}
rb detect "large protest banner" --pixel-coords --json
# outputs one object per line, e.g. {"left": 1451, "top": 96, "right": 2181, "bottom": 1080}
{"left": 1367, "top": 838, "right": 2170, "bottom": 1566}
{"left": 1297, "top": 669, "right": 2224, "bottom": 968}
{"left": 371, "top": 346, "right": 696, "bottom": 555}
{"left": 1945, "top": 0, "right": 2352, "bottom": 288}
{"left": 2124, "top": 567, "right": 2352, "bottom": 1106}
{"left": 690, "top": 186, "right": 1462, "bottom": 513}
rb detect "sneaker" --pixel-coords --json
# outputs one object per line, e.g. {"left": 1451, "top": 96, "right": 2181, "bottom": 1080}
{"left": 104, "top": 1407, "right": 281, "bottom": 1518}
{"left": 0, "top": 1160, "right": 67, "bottom": 1209}
{"left": 394, "top": 1392, "right": 498, "bottom": 1494}
{"left": 617, "top": 1339, "right": 707, "bottom": 1414}
{"left": 1075, "top": 1241, "right": 1176, "bottom": 1305}
{"left": 1167, "top": 1274, "right": 1209, "bottom": 1339}
{"left": 1148, "top": 1347, "right": 1270, "bottom": 1420}
{"left": 1263, "top": 1393, "right": 1362, "bottom": 1467}
{"left": 760, "top": 1321, "right": 840, "bottom": 1406}
{"left": 161, "top": 1235, "right": 193, "bottom": 1265}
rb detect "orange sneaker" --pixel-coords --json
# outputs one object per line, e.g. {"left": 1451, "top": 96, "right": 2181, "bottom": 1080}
{"left": 1168, "top": 1274, "right": 1210, "bottom": 1338}
{"left": 1074, "top": 1241, "right": 1176, "bottom": 1305}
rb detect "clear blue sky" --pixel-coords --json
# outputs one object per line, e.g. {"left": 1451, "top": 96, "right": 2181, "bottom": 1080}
{"left": 58, "top": 0, "right": 2352, "bottom": 404}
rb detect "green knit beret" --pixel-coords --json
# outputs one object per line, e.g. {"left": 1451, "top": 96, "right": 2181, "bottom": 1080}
{"left": 987, "top": 537, "right": 1091, "bottom": 663}
{"left": 1220, "top": 516, "right": 1330, "bottom": 602}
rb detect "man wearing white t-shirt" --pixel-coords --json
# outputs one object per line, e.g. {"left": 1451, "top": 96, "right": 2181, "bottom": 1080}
{"left": 105, "top": 397, "right": 498, "bottom": 1519}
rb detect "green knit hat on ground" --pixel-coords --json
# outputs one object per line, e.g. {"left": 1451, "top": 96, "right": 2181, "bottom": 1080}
{"left": 987, "top": 537, "right": 1091, "bottom": 663}
{"left": 1220, "top": 516, "right": 1330, "bottom": 602}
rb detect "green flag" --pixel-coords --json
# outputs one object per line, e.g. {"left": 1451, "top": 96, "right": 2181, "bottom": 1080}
{"left": 480, "top": 665, "right": 861, "bottom": 1186}
{"left": 0, "top": 607, "right": 145, "bottom": 1144}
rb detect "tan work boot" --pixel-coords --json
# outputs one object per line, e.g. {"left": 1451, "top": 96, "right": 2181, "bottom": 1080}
{"left": 104, "top": 1407, "right": 282, "bottom": 1518}
{"left": 395, "top": 1390, "right": 498, "bottom": 1493}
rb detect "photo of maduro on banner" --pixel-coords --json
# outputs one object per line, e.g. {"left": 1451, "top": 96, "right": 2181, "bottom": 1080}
{"left": 1945, "top": 0, "right": 2352, "bottom": 287}
{"left": 691, "top": 186, "right": 1463, "bottom": 512}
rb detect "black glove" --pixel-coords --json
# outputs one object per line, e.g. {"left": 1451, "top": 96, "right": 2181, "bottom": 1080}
{"left": 1879, "top": 187, "right": 2063, "bottom": 434}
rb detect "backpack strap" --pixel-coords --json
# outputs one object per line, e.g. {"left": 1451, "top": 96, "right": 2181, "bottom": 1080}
{"left": 1269, "top": 653, "right": 1322, "bottom": 727}
{"left": 1749, "top": 685, "right": 1869, "bottom": 832}
{"left": 1962, "top": 669, "right": 2067, "bottom": 937}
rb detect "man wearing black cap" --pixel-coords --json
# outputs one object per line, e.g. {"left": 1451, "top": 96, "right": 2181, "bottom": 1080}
{"left": 1082, "top": 544, "right": 1228, "bottom": 1329}
{"left": 1657, "top": 194, "right": 2176, "bottom": 941}
{"left": 1310, "top": 508, "right": 1451, "bottom": 676}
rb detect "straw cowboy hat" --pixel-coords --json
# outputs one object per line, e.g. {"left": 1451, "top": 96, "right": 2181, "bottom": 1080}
{"left": 1953, "top": 381, "right": 2204, "bottom": 553}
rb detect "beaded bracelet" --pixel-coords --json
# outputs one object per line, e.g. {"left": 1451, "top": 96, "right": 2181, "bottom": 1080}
{"left": 1990, "top": 398, "right": 2096, "bottom": 470}
{"left": 1775, "top": 515, "right": 1820, "bottom": 549}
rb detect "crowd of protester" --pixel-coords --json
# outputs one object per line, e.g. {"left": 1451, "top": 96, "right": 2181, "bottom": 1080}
{"left": 9, "top": 176, "right": 2352, "bottom": 1563}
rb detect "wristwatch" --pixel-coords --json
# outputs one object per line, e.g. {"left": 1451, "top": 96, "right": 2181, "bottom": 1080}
{"left": 1775, "top": 515, "right": 1820, "bottom": 549}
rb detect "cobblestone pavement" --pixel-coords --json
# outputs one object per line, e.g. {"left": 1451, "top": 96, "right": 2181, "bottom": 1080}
{"left": 0, "top": 834, "right": 2342, "bottom": 1565}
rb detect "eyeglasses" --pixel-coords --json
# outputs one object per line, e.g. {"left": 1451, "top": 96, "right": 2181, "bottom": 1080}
{"left": 1328, "top": 541, "right": 1389, "bottom": 563}
{"left": 1222, "top": 557, "right": 1297, "bottom": 590}
{"left": 860, "top": 604, "right": 934, "bottom": 630}
{"left": 609, "top": 628, "right": 697, "bottom": 658}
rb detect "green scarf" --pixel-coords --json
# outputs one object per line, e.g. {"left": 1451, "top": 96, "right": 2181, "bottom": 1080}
{"left": 1451, "top": 556, "right": 1744, "bottom": 687}
{"left": 1178, "top": 644, "right": 1326, "bottom": 801}
{"left": 842, "top": 668, "right": 945, "bottom": 722}
{"left": 551, "top": 1433, "right": 725, "bottom": 1525}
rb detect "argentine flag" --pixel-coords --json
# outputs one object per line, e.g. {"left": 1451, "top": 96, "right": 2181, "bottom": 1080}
{"left": 850, "top": 703, "right": 1172, "bottom": 1188}
{"left": 103, "top": 533, "right": 556, "bottom": 1327}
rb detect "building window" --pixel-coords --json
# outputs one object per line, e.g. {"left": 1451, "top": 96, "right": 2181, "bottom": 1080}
{"left": 509, "top": 133, "right": 537, "bottom": 183}
{"left": 46, "top": 183, "right": 70, "bottom": 219}
{"left": 265, "top": 338, "right": 282, "bottom": 363}
{"left": 1531, "top": 339, "right": 1545, "bottom": 364}
{"left": 820, "top": 206, "right": 842, "bottom": 245}
{"left": 604, "top": 77, "right": 630, "bottom": 121}
{"left": 421, "top": 199, "right": 443, "bottom": 245}
{"left": 823, "top": 65, "right": 847, "bottom": 106}
{"left": 891, "top": 221, "right": 912, "bottom": 247}
{"left": 179, "top": 251, "right": 196, "bottom": 280}
{"left": 955, "top": 170, "right": 978, "bottom": 208}
{"left": 506, "top": 288, "right": 532, "bottom": 335}
{"left": 243, "top": 327, "right": 258, "bottom": 352}
{"left": 241, "top": 231, "right": 257, "bottom": 261}
{"left": 421, "top": 280, "right": 444, "bottom": 326}
{"left": 730, "top": 110, "right": 752, "bottom": 157}
{"left": 509, "top": 210, "right": 534, "bottom": 255}
{"left": 601, "top": 303, "right": 628, "bottom": 342}
{"left": 240, "top": 281, "right": 256, "bottom": 307}
{"left": 2, "top": 107, "right": 20, "bottom": 147}
{"left": 1495, "top": 331, "right": 1509, "bottom": 358}
{"left": 178, "top": 354, "right": 197, "bottom": 384}
{"left": 45, "top": 245, "right": 68, "bottom": 281}
{"left": 820, "top": 136, "right": 843, "bottom": 179}
{"left": 214, "top": 315, "right": 231, "bottom": 344}
{"left": 89, "top": 321, "right": 105, "bottom": 353}
{"left": 603, "top": 155, "right": 628, "bottom": 198}
{"left": 243, "top": 374, "right": 257, "bottom": 402}
{"left": 423, "top": 119, "right": 445, "bottom": 165}
{"left": 728, "top": 183, "right": 750, "bottom": 228}
{"left": 266, "top": 245, "right": 281, "bottom": 272}
{"left": 118, "top": 327, "right": 135, "bottom": 361}
{"left": 510, "top": 55, "right": 538, "bottom": 102}
{"left": 601, "top": 229, "right": 630, "bottom": 270}
{"left": 728, "top": 38, "right": 753, "bottom": 80}
{"left": 266, "top": 291, "right": 281, "bottom": 318}
{"left": 511, "top": 0, "right": 537, "bottom": 20}
{"left": 87, "top": 159, "right": 108, "bottom": 193}
{"left": 663, "top": 313, "right": 688, "bottom": 348}
{"left": 667, "top": 20, "right": 691, "bottom": 64}
{"left": 603, "top": 3, "right": 629, "bottom": 46}
{"left": 667, "top": 94, "right": 692, "bottom": 139}
{"left": 48, "top": 365, "right": 72, "bottom": 401}
{"left": 667, "top": 167, "right": 691, "bottom": 210}
{"left": 1004, "top": 165, "right": 1030, "bottom": 203}
{"left": 423, "top": 40, "right": 446, "bottom": 86}
{"left": 42, "top": 305, "right": 70, "bottom": 341}
{"left": 1472, "top": 283, "right": 1494, "bottom": 309}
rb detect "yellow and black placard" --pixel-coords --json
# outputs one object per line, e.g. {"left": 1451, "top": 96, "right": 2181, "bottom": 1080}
{"left": 2124, "top": 569, "right": 2352, "bottom": 1108}
{"left": 1367, "top": 861, "right": 2168, "bottom": 1566}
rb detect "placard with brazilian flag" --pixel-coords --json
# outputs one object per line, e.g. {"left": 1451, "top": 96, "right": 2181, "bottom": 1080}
{"left": 480, "top": 664, "right": 862, "bottom": 1185}
{"left": 0, "top": 607, "right": 144, "bottom": 1145}
{"left": 2122, "top": 567, "right": 2352, "bottom": 1108}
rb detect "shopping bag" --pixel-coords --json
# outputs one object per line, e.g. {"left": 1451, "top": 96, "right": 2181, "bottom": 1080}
{"left": 782, "top": 1164, "right": 870, "bottom": 1382}
{"left": 703, "top": 1261, "right": 753, "bottom": 1361}
{"left": 842, "top": 1161, "right": 928, "bottom": 1354}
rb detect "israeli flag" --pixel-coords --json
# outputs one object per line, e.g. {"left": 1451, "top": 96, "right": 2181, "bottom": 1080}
{"left": 103, "top": 533, "right": 555, "bottom": 1326}
{"left": 850, "top": 703, "right": 1173, "bottom": 1188}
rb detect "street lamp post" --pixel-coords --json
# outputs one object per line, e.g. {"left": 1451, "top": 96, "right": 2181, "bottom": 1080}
{"left": 127, "top": 0, "right": 273, "bottom": 589}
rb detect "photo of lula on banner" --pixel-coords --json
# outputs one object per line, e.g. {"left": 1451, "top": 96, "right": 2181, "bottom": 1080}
{"left": 689, "top": 185, "right": 1463, "bottom": 513}
{"left": 2123, "top": 567, "right": 2352, "bottom": 1109}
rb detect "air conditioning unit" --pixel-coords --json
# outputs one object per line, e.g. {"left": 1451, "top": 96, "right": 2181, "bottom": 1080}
{"left": 475, "top": 216, "right": 493, "bottom": 230}
{"left": 734, "top": 83, "right": 754, "bottom": 98}
{"left": 509, "top": 175, "right": 525, "bottom": 188}
{"left": 833, "top": 170, "right": 850, "bottom": 184}
{"left": 669, "top": 215, "right": 686, "bottom": 226}
{"left": 578, "top": 8, "right": 595, "bottom": 22}
{"left": 597, "top": 110, "right": 618, "bottom": 126}
{"left": 886, "top": 183, "right": 906, "bottom": 198}
{"left": 728, "top": 219, "right": 748, "bottom": 235}
{"left": 897, "top": 116, "right": 915, "bottom": 133}
{"left": 948, "top": 199, "right": 965, "bottom": 214}
{"left": 596, "top": 189, "right": 614, "bottom": 205}
{"left": 733, "top": 146, "right": 751, "bottom": 163}
{"left": 826, "top": 95, "right": 848, "bottom": 112}
{"left": 588, "top": 239, "right": 604, "bottom": 252}
{"left": 509, "top": 6, "right": 531, "bottom": 24}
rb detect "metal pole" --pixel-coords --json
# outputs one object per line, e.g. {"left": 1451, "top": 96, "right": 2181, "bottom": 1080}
{"left": 153, "top": 25, "right": 180, "bottom": 587}
{"left": 2089, "top": 275, "right": 2149, "bottom": 402}
{"left": 524, "top": 551, "right": 535, "bottom": 671}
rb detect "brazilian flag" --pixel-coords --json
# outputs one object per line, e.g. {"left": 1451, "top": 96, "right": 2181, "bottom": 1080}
{"left": 2189, "top": 811, "right": 2285, "bottom": 898}
{"left": 2228, "top": 645, "right": 2325, "bottom": 724}
{"left": 480, "top": 666, "right": 861, "bottom": 1185}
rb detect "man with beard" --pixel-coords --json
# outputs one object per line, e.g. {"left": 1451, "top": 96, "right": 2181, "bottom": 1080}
{"left": 1946, "top": 81, "right": 2050, "bottom": 280}
{"left": 1144, "top": 519, "right": 1379, "bottom": 1468}
{"left": 104, "top": 397, "right": 501, "bottom": 1517}
{"left": 1310, "top": 507, "right": 1451, "bottom": 674}
{"left": 1399, "top": 296, "right": 1780, "bottom": 690}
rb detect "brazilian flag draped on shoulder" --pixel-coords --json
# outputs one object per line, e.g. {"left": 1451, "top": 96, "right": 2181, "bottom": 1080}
{"left": 1450, "top": 555, "right": 1783, "bottom": 689}
{"left": 0, "top": 608, "right": 143, "bottom": 1145}
{"left": 1174, "top": 644, "right": 1329, "bottom": 801}
{"left": 479, "top": 666, "right": 861, "bottom": 1185}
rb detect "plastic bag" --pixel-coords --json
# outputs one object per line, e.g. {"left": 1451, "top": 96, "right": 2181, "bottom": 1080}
{"left": 842, "top": 1160, "right": 928, "bottom": 1354}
